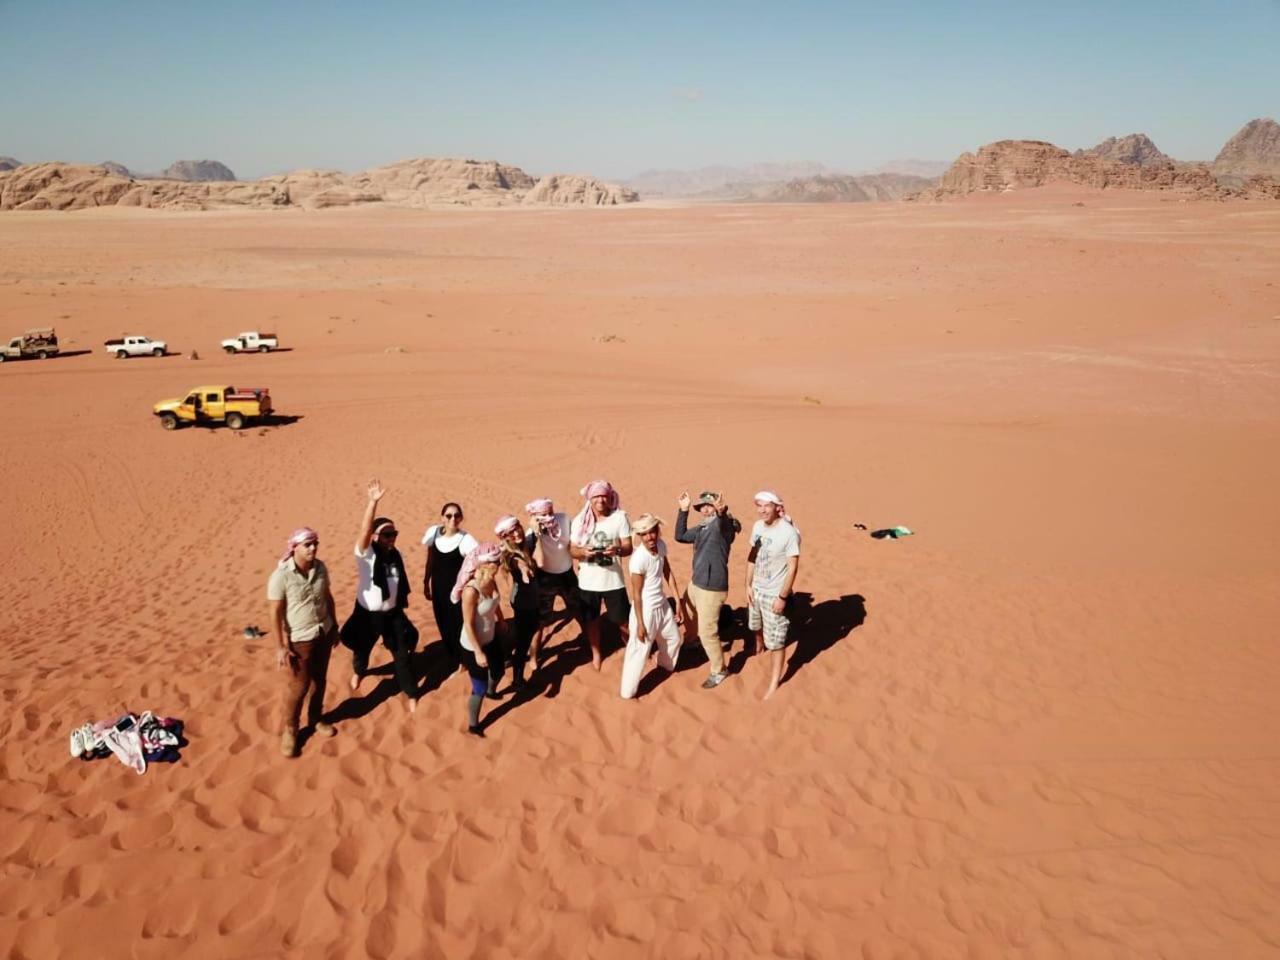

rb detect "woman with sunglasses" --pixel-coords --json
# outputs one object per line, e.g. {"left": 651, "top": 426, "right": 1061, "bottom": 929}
{"left": 421, "top": 502, "right": 478, "bottom": 668}
{"left": 340, "top": 478, "right": 421, "bottom": 713}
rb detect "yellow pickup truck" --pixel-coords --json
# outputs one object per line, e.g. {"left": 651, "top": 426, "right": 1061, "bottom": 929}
{"left": 154, "top": 385, "right": 273, "bottom": 431}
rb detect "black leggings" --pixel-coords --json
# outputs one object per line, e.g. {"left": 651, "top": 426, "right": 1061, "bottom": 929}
{"left": 340, "top": 605, "right": 419, "bottom": 698}
{"left": 510, "top": 608, "right": 538, "bottom": 673}
{"left": 432, "top": 593, "right": 465, "bottom": 662}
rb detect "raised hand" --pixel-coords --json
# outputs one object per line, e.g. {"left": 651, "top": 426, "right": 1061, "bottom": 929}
{"left": 367, "top": 478, "right": 386, "bottom": 502}
{"left": 714, "top": 493, "right": 727, "bottom": 516}
{"left": 677, "top": 491, "right": 691, "bottom": 511}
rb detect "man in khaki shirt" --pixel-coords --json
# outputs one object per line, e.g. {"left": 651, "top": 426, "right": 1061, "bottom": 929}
{"left": 268, "top": 527, "right": 339, "bottom": 757}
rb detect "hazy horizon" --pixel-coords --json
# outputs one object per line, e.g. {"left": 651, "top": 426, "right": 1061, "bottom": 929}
{"left": 2, "top": 0, "right": 1277, "bottom": 181}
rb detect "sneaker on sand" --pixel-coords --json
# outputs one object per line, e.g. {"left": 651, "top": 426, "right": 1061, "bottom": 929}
{"left": 701, "top": 672, "right": 727, "bottom": 689}
{"left": 280, "top": 730, "right": 298, "bottom": 758}
{"left": 314, "top": 722, "right": 337, "bottom": 737}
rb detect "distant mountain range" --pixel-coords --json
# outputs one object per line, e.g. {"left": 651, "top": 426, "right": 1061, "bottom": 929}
{"left": 5, "top": 120, "right": 1278, "bottom": 209}
{"left": 623, "top": 159, "right": 950, "bottom": 198}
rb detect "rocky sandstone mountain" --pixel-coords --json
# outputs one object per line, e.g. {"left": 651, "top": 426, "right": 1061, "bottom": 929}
{"left": 347, "top": 158, "right": 536, "bottom": 207}
{"left": 0, "top": 158, "right": 638, "bottom": 211}
{"left": 0, "top": 156, "right": 20, "bottom": 172}
{"left": 726, "top": 172, "right": 935, "bottom": 202}
{"left": 1077, "top": 133, "right": 1170, "bottom": 167}
{"left": 522, "top": 174, "right": 638, "bottom": 206}
{"left": 1213, "top": 118, "right": 1280, "bottom": 186}
{"left": 99, "top": 161, "right": 132, "bottom": 178}
{"left": 919, "top": 138, "right": 1280, "bottom": 201}
{"left": 161, "top": 159, "right": 236, "bottom": 181}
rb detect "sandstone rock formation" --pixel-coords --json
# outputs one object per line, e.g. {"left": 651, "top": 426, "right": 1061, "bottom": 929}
{"left": 1213, "top": 118, "right": 1280, "bottom": 186}
{"left": 99, "top": 161, "right": 132, "bottom": 178}
{"left": 347, "top": 158, "right": 536, "bottom": 207}
{"left": 522, "top": 174, "right": 638, "bottom": 205}
{"left": 0, "top": 163, "right": 136, "bottom": 210}
{"left": 161, "top": 159, "right": 237, "bottom": 181}
{"left": 920, "top": 140, "right": 1237, "bottom": 200}
{"left": 0, "top": 156, "right": 20, "bottom": 172}
{"left": 1077, "top": 133, "right": 1170, "bottom": 166}
{"left": 0, "top": 157, "right": 638, "bottom": 211}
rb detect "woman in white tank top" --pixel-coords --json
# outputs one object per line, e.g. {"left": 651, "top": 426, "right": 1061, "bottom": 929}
{"left": 451, "top": 542, "right": 505, "bottom": 737}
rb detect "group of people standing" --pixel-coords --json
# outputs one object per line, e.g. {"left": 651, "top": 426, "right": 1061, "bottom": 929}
{"left": 266, "top": 478, "right": 801, "bottom": 758}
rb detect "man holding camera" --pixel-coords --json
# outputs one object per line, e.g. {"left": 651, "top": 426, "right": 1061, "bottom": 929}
{"left": 570, "top": 479, "right": 632, "bottom": 671}
{"left": 675, "top": 490, "right": 741, "bottom": 690}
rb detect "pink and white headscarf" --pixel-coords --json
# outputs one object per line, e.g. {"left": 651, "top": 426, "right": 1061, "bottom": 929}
{"left": 525, "top": 498, "right": 562, "bottom": 540}
{"left": 754, "top": 490, "right": 796, "bottom": 528}
{"left": 572, "top": 480, "right": 620, "bottom": 546}
{"left": 494, "top": 514, "right": 521, "bottom": 536}
{"left": 280, "top": 527, "right": 319, "bottom": 563}
{"left": 450, "top": 541, "right": 503, "bottom": 604}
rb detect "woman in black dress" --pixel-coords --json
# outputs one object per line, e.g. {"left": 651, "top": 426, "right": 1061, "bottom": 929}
{"left": 421, "top": 502, "right": 478, "bottom": 665}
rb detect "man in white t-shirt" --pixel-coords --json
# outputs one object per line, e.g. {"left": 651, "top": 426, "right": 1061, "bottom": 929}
{"left": 746, "top": 490, "right": 801, "bottom": 700}
{"left": 569, "top": 479, "right": 632, "bottom": 671}
{"left": 620, "top": 514, "right": 684, "bottom": 699}
{"left": 525, "top": 498, "right": 582, "bottom": 639}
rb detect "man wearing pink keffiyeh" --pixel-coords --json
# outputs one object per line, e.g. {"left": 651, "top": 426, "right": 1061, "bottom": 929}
{"left": 267, "top": 527, "right": 339, "bottom": 758}
{"left": 524, "top": 497, "right": 582, "bottom": 648}
{"left": 569, "top": 480, "right": 632, "bottom": 670}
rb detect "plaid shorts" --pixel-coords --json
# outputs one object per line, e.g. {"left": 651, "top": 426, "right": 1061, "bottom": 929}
{"left": 748, "top": 592, "right": 790, "bottom": 650}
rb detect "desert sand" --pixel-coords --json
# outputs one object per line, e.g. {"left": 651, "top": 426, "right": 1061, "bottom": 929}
{"left": 1, "top": 188, "right": 1279, "bottom": 958}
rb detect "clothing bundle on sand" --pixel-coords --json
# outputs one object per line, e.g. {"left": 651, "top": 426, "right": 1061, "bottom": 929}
{"left": 68, "top": 712, "right": 186, "bottom": 775}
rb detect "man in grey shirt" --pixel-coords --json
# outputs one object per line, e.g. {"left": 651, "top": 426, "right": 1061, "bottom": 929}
{"left": 675, "top": 490, "right": 741, "bottom": 689}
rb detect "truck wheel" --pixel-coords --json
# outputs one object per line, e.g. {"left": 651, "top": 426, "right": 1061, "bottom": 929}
{"left": 36, "top": 350, "right": 49, "bottom": 360}
{"left": 258, "top": 344, "right": 270, "bottom": 353}
{"left": 159, "top": 413, "right": 179, "bottom": 431}
{"left": 152, "top": 348, "right": 164, "bottom": 357}
{"left": 224, "top": 346, "right": 237, "bottom": 355}
{"left": 117, "top": 350, "right": 129, "bottom": 359}
{"left": 226, "top": 412, "right": 245, "bottom": 430}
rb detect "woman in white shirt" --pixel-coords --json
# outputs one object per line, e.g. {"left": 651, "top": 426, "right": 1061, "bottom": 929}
{"left": 452, "top": 541, "right": 504, "bottom": 737}
{"left": 339, "top": 479, "right": 420, "bottom": 714}
{"left": 422, "top": 502, "right": 478, "bottom": 666}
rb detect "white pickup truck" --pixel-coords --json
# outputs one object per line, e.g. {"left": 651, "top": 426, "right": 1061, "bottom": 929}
{"left": 105, "top": 335, "right": 168, "bottom": 358}
{"left": 221, "top": 331, "right": 279, "bottom": 354}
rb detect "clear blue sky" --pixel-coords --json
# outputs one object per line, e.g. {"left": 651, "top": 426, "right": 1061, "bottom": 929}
{"left": 1, "top": 0, "right": 1277, "bottom": 180}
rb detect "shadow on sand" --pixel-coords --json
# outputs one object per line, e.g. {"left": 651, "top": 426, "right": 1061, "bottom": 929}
{"left": 720, "top": 592, "right": 867, "bottom": 686}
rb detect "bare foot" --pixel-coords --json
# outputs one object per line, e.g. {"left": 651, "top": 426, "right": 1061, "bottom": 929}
{"left": 762, "top": 682, "right": 778, "bottom": 701}
{"left": 407, "top": 697, "right": 417, "bottom": 715}
{"left": 349, "top": 673, "right": 363, "bottom": 693}
{"left": 591, "top": 650, "right": 603, "bottom": 672}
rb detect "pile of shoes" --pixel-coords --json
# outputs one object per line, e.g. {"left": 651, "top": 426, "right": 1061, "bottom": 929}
{"left": 69, "top": 711, "right": 186, "bottom": 775}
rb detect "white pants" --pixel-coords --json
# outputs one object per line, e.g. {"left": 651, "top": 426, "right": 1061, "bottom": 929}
{"left": 620, "top": 600, "right": 682, "bottom": 699}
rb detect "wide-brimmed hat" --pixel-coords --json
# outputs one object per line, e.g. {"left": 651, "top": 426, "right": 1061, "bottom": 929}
{"left": 632, "top": 513, "right": 664, "bottom": 534}
{"left": 694, "top": 490, "right": 719, "bottom": 509}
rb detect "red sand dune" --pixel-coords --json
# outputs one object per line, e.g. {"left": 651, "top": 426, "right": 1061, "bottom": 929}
{"left": 1, "top": 187, "right": 1279, "bottom": 958}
